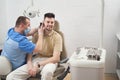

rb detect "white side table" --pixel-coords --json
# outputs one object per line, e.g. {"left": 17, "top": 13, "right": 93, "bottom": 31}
{"left": 68, "top": 47, "right": 106, "bottom": 80}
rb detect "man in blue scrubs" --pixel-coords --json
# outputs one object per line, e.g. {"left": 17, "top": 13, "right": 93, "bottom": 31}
{"left": 1, "top": 16, "right": 44, "bottom": 78}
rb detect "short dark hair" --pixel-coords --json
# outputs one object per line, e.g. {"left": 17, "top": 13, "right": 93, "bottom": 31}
{"left": 44, "top": 13, "right": 55, "bottom": 19}
{"left": 15, "top": 16, "right": 30, "bottom": 27}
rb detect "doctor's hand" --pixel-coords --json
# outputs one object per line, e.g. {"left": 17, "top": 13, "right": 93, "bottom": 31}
{"left": 38, "top": 23, "right": 45, "bottom": 35}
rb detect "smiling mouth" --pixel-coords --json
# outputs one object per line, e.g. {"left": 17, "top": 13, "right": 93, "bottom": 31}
{"left": 46, "top": 29, "right": 51, "bottom": 31}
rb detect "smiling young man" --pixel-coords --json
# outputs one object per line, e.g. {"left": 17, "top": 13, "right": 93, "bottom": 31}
{"left": 32, "top": 13, "right": 63, "bottom": 80}
{"left": 6, "top": 13, "right": 63, "bottom": 80}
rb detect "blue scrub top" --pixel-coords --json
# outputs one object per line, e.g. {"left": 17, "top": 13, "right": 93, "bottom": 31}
{"left": 1, "top": 28, "right": 35, "bottom": 70}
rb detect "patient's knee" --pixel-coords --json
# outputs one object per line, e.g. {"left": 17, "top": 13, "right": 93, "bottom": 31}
{"left": 41, "top": 71, "right": 53, "bottom": 80}
{"left": 41, "top": 63, "right": 57, "bottom": 80}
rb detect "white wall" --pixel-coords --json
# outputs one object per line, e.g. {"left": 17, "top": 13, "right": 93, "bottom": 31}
{"left": 0, "top": 0, "right": 7, "bottom": 46}
{"left": 5, "top": 0, "right": 102, "bottom": 53}
{"left": 104, "top": 0, "right": 120, "bottom": 73}
{"left": 0, "top": 0, "right": 120, "bottom": 73}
